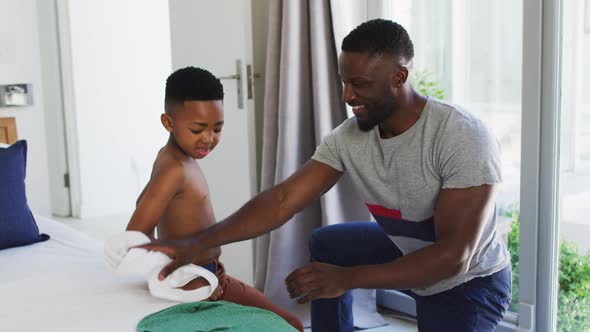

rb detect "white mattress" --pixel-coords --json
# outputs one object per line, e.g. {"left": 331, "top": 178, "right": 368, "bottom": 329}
{"left": 0, "top": 215, "right": 175, "bottom": 332}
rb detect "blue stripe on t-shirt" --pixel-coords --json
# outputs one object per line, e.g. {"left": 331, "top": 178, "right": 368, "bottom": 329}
{"left": 372, "top": 215, "right": 436, "bottom": 242}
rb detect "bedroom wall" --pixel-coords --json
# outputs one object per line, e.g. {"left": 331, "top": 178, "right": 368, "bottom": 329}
{"left": 0, "top": 0, "right": 52, "bottom": 216}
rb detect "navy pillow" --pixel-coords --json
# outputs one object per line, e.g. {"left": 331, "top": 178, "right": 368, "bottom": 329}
{"left": 0, "top": 140, "right": 49, "bottom": 250}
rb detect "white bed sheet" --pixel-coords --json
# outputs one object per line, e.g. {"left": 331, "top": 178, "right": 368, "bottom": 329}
{"left": 0, "top": 215, "right": 175, "bottom": 332}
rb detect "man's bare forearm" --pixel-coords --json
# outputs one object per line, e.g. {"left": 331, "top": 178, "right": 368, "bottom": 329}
{"left": 348, "top": 242, "right": 467, "bottom": 291}
{"left": 188, "top": 161, "right": 340, "bottom": 254}
{"left": 195, "top": 185, "right": 296, "bottom": 250}
{"left": 193, "top": 246, "right": 222, "bottom": 265}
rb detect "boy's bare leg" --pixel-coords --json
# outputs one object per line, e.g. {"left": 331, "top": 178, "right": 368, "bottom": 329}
{"left": 218, "top": 274, "right": 303, "bottom": 332}
{"left": 180, "top": 277, "right": 211, "bottom": 291}
{"left": 178, "top": 260, "right": 302, "bottom": 331}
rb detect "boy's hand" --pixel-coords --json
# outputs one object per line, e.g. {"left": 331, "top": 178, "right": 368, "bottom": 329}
{"left": 285, "top": 262, "right": 351, "bottom": 303}
{"left": 135, "top": 238, "right": 198, "bottom": 280}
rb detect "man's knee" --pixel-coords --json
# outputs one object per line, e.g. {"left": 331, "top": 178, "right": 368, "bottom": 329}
{"left": 309, "top": 225, "right": 344, "bottom": 263}
{"left": 309, "top": 226, "right": 331, "bottom": 262}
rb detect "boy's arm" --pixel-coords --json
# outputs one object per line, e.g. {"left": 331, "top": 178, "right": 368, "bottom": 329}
{"left": 126, "top": 165, "right": 183, "bottom": 236}
{"left": 134, "top": 184, "right": 154, "bottom": 239}
{"left": 136, "top": 184, "right": 147, "bottom": 207}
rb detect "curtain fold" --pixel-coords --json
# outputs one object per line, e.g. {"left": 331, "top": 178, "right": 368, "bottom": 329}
{"left": 254, "top": 0, "right": 383, "bottom": 328}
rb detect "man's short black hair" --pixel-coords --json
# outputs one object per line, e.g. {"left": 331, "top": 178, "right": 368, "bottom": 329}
{"left": 341, "top": 19, "right": 414, "bottom": 61}
{"left": 165, "top": 67, "right": 224, "bottom": 111}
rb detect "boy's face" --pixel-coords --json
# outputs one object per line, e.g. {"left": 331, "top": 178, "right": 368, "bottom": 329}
{"left": 162, "top": 100, "right": 224, "bottom": 159}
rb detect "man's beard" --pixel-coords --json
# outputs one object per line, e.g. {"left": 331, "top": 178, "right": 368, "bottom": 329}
{"left": 355, "top": 101, "right": 395, "bottom": 132}
{"left": 356, "top": 118, "right": 377, "bottom": 132}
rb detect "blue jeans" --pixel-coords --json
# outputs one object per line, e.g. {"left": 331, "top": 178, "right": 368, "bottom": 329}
{"left": 309, "top": 222, "right": 512, "bottom": 332}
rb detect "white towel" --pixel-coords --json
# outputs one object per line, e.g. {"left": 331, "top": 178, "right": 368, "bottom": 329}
{"left": 104, "top": 231, "right": 218, "bottom": 303}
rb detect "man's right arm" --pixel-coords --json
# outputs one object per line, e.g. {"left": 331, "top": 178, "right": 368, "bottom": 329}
{"left": 142, "top": 160, "right": 342, "bottom": 278}
{"left": 204, "top": 160, "right": 342, "bottom": 245}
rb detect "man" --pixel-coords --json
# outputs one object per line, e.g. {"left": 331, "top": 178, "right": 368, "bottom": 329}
{"left": 140, "top": 19, "right": 512, "bottom": 332}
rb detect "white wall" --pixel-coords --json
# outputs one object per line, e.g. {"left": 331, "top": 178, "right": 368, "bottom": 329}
{"left": 64, "top": 0, "right": 172, "bottom": 218}
{"left": 0, "top": 0, "right": 52, "bottom": 216}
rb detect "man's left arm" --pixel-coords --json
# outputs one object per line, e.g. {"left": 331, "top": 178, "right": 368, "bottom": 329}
{"left": 286, "top": 183, "right": 497, "bottom": 303}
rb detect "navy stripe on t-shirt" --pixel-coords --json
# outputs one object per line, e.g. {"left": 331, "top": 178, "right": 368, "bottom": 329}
{"left": 367, "top": 204, "right": 435, "bottom": 242}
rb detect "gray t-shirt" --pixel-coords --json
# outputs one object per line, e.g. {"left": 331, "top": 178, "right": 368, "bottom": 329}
{"left": 312, "top": 98, "right": 510, "bottom": 296}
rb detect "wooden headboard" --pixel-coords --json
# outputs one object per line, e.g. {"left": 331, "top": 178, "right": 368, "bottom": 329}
{"left": 0, "top": 117, "right": 17, "bottom": 144}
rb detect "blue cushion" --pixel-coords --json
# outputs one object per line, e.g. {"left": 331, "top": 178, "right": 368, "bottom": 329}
{"left": 0, "top": 140, "right": 49, "bottom": 250}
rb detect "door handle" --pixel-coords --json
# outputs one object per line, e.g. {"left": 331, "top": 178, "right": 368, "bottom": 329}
{"left": 217, "top": 60, "right": 244, "bottom": 109}
{"left": 246, "top": 64, "right": 261, "bottom": 100}
{"left": 217, "top": 60, "right": 261, "bottom": 109}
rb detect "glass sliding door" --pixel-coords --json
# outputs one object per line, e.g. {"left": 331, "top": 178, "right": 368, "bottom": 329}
{"left": 332, "top": 1, "right": 570, "bottom": 331}
{"left": 557, "top": 0, "right": 590, "bottom": 331}
{"left": 506, "top": 0, "right": 562, "bottom": 331}
{"left": 367, "top": 1, "right": 524, "bottom": 329}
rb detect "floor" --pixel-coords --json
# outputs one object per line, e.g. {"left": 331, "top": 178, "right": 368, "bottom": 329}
{"left": 54, "top": 213, "right": 418, "bottom": 331}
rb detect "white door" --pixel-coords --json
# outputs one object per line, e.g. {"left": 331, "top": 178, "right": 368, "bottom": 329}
{"left": 168, "top": 0, "right": 257, "bottom": 285}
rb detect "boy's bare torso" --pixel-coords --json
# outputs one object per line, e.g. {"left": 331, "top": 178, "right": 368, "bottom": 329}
{"left": 136, "top": 144, "right": 221, "bottom": 265}
{"left": 154, "top": 147, "right": 215, "bottom": 240}
{"left": 136, "top": 145, "right": 223, "bottom": 293}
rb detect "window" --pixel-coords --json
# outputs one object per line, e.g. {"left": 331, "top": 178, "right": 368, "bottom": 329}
{"left": 368, "top": 0, "right": 523, "bottom": 323}
{"left": 333, "top": 1, "right": 585, "bottom": 330}
{"left": 557, "top": 1, "right": 590, "bottom": 330}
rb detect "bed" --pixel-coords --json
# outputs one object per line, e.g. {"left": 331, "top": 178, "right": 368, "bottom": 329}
{"left": 0, "top": 118, "right": 172, "bottom": 331}
{"left": 0, "top": 121, "right": 298, "bottom": 331}
{"left": 0, "top": 215, "right": 174, "bottom": 331}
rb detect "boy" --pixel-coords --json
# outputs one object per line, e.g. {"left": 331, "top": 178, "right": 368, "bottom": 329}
{"left": 126, "top": 67, "right": 303, "bottom": 331}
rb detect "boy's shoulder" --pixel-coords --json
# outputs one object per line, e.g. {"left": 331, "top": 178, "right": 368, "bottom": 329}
{"left": 151, "top": 147, "right": 189, "bottom": 180}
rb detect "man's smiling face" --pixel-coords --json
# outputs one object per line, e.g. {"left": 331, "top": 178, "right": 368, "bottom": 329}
{"left": 338, "top": 51, "right": 401, "bottom": 132}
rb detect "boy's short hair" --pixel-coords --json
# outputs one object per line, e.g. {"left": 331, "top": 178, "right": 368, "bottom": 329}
{"left": 342, "top": 19, "right": 414, "bottom": 61}
{"left": 165, "top": 67, "right": 224, "bottom": 113}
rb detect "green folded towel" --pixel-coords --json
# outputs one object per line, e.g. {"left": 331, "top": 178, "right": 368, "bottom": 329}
{"left": 137, "top": 301, "right": 298, "bottom": 332}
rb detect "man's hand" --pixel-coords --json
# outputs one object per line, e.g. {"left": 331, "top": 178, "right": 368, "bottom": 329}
{"left": 207, "top": 284, "right": 225, "bottom": 301}
{"left": 135, "top": 238, "right": 198, "bottom": 280}
{"left": 285, "top": 262, "right": 351, "bottom": 304}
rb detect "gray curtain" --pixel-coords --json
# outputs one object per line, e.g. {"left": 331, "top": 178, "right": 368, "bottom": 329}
{"left": 254, "top": 0, "right": 384, "bottom": 328}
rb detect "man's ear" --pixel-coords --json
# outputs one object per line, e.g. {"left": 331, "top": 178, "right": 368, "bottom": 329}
{"left": 161, "top": 113, "right": 174, "bottom": 132}
{"left": 390, "top": 66, "right": 409, "bottom": 88}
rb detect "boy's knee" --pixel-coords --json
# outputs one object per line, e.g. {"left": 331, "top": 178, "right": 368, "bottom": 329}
{"left": 287, "top": 317, "right": 304, "bottom": 332}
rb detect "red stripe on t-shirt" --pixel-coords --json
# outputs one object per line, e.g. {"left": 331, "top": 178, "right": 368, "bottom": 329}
{"left": 365, "top": 204, "right": 402, "bottom": 219}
